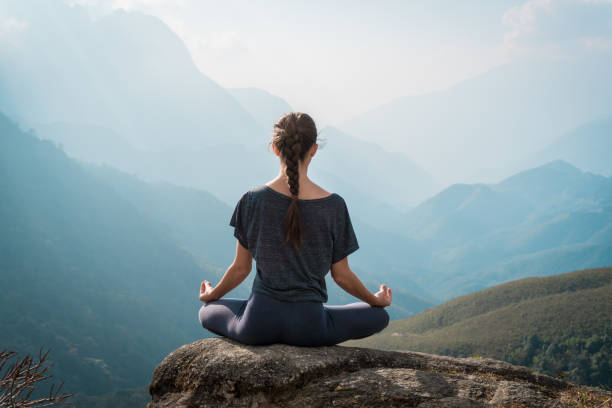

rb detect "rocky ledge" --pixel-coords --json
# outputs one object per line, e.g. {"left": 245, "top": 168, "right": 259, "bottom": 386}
{"left": 148, "top": 337, "right": 611, "bottom": 408}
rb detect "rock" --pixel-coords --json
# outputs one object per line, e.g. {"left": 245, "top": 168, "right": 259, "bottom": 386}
{"left": 148, "top": 337, "right": 609, "bottom": 408}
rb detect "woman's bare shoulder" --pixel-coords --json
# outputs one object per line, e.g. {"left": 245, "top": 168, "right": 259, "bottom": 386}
{"left": 310, "top": 182, "right": 332, "bottom": 197}
{"left": 264, "top": 180, "right": 333, "bottom": 200}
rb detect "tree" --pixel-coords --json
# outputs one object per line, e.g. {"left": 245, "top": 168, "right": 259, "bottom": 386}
{"left": 0, "top": 348, "right": 73, "bottom": 407}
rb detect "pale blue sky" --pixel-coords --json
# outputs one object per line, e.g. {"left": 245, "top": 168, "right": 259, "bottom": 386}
{"left": 60, "top": 0, "right": 524, "bottom": 125}
{"left": 6, "top": 0, "right": 612, "bottom": 126}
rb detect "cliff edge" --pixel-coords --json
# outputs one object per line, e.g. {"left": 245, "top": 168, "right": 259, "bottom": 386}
{"left": 148, "top": 337, "right": 610, "bottom": 407}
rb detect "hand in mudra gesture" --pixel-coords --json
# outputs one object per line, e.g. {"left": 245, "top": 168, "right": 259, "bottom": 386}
{"left": 199, "top": 280, "right": 215, "bottom": 304}
{"left": 373, "top": 284, "right": 392, "bottom": 307}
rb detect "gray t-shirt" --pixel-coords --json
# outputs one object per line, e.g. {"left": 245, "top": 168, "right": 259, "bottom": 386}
{"left": 229, "top": 184, "right": 359, "bottom": 303}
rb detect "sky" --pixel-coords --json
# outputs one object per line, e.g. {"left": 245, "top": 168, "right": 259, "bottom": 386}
{"left": 5, "top": 0, "right": 612, "bottom": 127}
{"left": 59, "top": 0, "right": 527, "bottom": 126}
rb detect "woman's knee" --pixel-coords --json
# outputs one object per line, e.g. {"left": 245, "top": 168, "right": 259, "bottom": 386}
{"left": 198, "top": 304, "right": 210, "bottom": 328}
{"left": 198, "top": 302, "right": 224, "bottom": 329}
{"left": 358, "top": 305, "right": 389, "bottom": 334}
{"left": 375, "top": 307, "right": 390, "bottom": 332}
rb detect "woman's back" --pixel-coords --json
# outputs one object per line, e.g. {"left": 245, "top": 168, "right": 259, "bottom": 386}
{"left": 199, "top": 111, "right": 390, "bottom": 346}
{"left": 230, "top": 184, "right": 360, "bottom": 303}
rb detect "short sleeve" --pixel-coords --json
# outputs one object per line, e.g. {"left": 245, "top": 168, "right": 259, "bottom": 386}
{"left": 229, "top": 192, "right": 250, "bottom": 249}
{"left": 331, "top": 198, "right": 359, "bottom": 264}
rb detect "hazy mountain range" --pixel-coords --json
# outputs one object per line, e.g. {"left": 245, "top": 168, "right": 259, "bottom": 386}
{"left": 227, "top": 87, "right": 293, "bottom": 131}
{"left": 339, "top": 55, "right": 612, "bottom": 185}
{"left": 3, "top": 108, "right": 610, "bottom": 399}
{"left": 0, "top": 4, "right": 264, "bottom": 152}
{"left": 0, "top": 113, "right": 216, "bottom": 396}
{"left": 395, "top": 159, "right": 612, "bottom": 300}
{"left": 0, "top": 1, "right": 438, "bottom": 214}
{"left": 1, "top": 0, "right": 611, "bottom": 403}
{"left": 516, "top": 116, "right": 612, "bottom": 178}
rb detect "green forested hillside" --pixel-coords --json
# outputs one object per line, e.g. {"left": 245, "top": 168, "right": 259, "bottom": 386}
{"left": 343, "top": 267, "right": 612, "bottom": 389}
{"left": 0, "top": 113, "right": 220, "bottom": 396}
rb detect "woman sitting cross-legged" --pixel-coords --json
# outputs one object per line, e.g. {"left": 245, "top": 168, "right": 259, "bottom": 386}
{"left": 198, "top": 112, "right": 392, "bottom": 347}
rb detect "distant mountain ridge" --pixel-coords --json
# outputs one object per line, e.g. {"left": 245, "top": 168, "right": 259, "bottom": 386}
{"left": 227, "top": 87, "right": 293, "bottom": 130}
{"left": 311, "top": 126, "right": 439, "bottom": 211}
{"left": 522, "top": 116, "right": 612, "bottom": 178}
{"left": 396, "top": 160, "right": 612, "bottom": 300}
{"left": 0, "top": 1, "right": 442, "bottom": 222}
{"left": 0, "top": 3, "right": 264, "bottom": 151}
{"left": 339, "top": 55, "right": 612, "bottom": 184}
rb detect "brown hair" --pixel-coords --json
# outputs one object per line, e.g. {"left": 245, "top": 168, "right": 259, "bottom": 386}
{"left": 267, "top": 112, "right": 319, "bottom": 250}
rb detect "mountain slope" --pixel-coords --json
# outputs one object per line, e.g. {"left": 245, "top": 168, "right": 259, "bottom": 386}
{"left": 227, "top": 87, "right": 293, "bottom": 130}
{"left": 396, "top": 160, "right": 612, "bottom": 299}
{"left": 525, "top": 116, "right": 612, "bottom": 178}
{"left": 343, "top": 267, "right": 612, "bottom": 389}
{"left": 83, "top": 163, "right": 237, "bottom": 273}
{"left": 0, "top": 2, "right": 264, "bottom": 151}
{"left": 339, "top": 55, "right": 612, "bottom": 184}
{"left": 0, "top": 1, "right": 438, "bottom": 238}
{"left": 0, "top": 113, "right": 220, "bottom": 396}
{"left": 312, "top": 126, "right": 439, "bottom": 210}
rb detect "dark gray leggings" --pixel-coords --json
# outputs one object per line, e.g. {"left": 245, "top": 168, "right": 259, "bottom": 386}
{"left": 198, "top": 291, "right": 390, "bottom": 346}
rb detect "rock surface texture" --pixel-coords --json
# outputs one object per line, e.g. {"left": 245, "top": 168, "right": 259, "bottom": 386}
{"left": 148, "top": 337, "right": 610, "bottom": 408}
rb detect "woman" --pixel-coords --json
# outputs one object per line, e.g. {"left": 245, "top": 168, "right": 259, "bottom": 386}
{"left": 198, "top": 112, "right": 392, "bottom": 347}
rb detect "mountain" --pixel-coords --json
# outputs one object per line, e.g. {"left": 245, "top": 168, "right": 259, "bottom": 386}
{"left": 31, "top": 119, "right": 424, "bottom": 225}
{"left": 339, "top": 55, "right": 612, "bottom": 185}
{"left": 227, "top": 87, "right": 293, "bottom": 130}
{"left": 311, "top": 126, "right": 439, "bottom": 211}
{"left": 29, "top": 122, "right": 143, "bottom": 168}
{"left": 0, "top": 1, "right": 433, "bottom": 227}
{"left": 224, "top": 88, "right": 427, "bottom": 209}
{"left": 32, "top": 120, "right": 612, "bottom": 308}
{"left": 474, "top": 116, "right": 612, "bottom": 183}
{"left": 395, "top": 160, "right": 612, "bottom": 300}
{"left": 0, "top": 1, "right": 265, "bottom": 151}
{"left": 32, "top": 119, "right": 429, "bottom": 228}
{"left": 83, "top": 163, "right": 239, "bottom": 273}
{"left": 526, "top": 116, "right": 612, "bottom": 178}
{"left": 0, "top": 112, "right": 224, "bottom": 396}
{"left": 342, "top": 267, "right": 612, "bottom": 390}
{"left": 35, "top": 121, "right": 279, "bottom": 205}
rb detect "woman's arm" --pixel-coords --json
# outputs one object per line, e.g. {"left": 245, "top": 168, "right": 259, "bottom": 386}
{"left": 330, "top": 257, "right": 391, "bottom": 307}
{"left": 200, "top": 241, "right": 252, "bottom": 302}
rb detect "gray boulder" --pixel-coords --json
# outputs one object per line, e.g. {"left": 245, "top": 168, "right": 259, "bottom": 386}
{"left": 148, "top": 337, "right": 608, "bottom": 407}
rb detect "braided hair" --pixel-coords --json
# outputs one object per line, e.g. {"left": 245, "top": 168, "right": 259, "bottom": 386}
{"left": 267, "top": 112, "right": 318, "bottom": 250}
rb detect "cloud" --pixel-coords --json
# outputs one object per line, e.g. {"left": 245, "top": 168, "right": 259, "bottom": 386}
{"left": 66, "top": 0, "right": 192, "bottom": 11}
{"left": 502, "top": 0, "right": 612, "bottom": 56}
{"left": 199, "top": 31, "right": 250, "bottom": 54}
{"left": 582, "top": 36, "right": 612, "bottom": 50}
{"left": 64, "top": 0, "right": 193, "bottom": 21}
{"left": 0, "top": 16, "right": 29, "bottom": 45}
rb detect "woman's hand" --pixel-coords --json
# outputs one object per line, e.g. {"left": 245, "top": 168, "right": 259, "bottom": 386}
{"left": 373, "top": 284, "right": 392, "bottom": 307}
{"left": 199, "top": 280, "right": 216, "bottom": 304}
